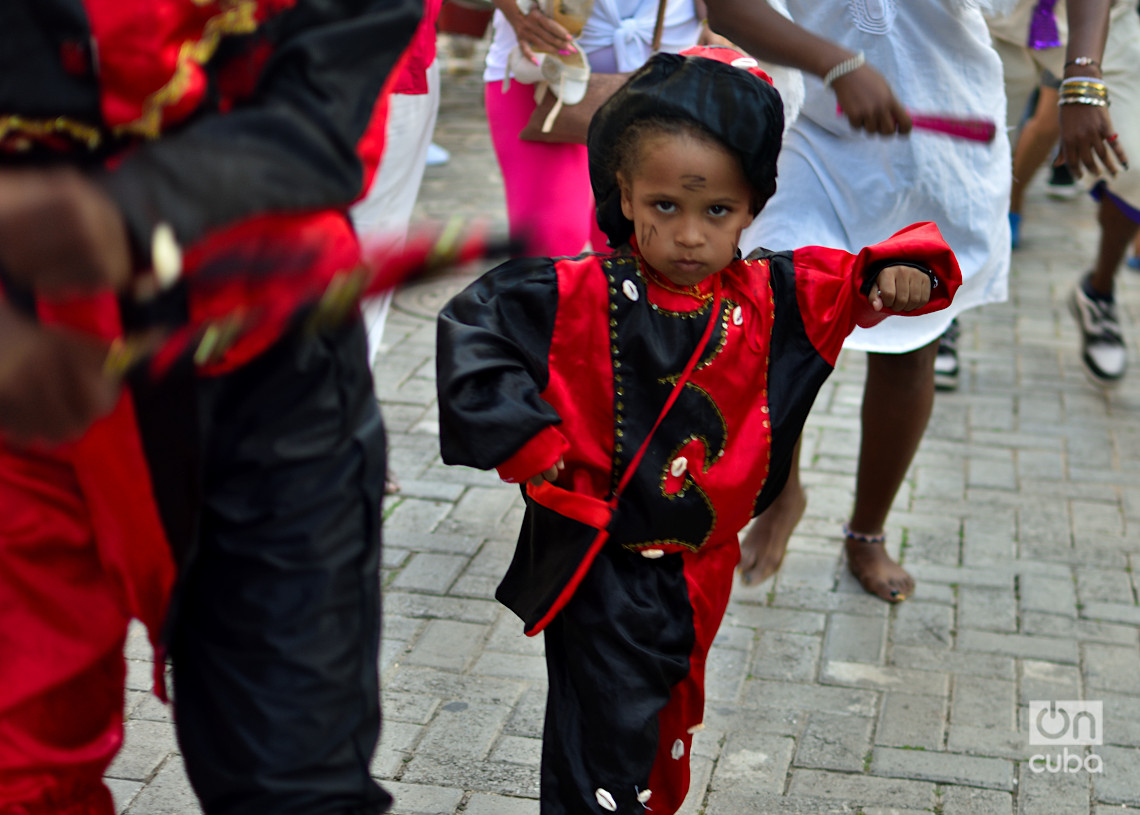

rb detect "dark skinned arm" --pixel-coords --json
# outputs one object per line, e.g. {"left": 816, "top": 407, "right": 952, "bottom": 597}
{"left": 703, "top": 0, "right": 912, "bottom": 135}
{"left": 1059, "top": 0, "right": 1128, "bottom": 178}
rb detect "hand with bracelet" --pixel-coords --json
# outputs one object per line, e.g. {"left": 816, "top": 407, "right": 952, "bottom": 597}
{"left": 699, "top": 0, "right": 912, "bottom": 136}
{"left": 826, "top": 51, "right": 912, "bottom": 136}
{"left": 1059, "top": 57, "right": 1129, "bottom": 178}
{"left": 1058, "top": 0, "right": 1129, "bottom": 180}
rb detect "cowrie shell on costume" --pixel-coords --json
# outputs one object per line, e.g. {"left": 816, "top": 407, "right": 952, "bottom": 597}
{"left": 641, "top": 548, "right": 665, "bottom": 559}
{"left": 731, "top": 57, "right": 760, "bottom": 69}
{"left": 687, "top": 722, "right": 706, "bottom": 734}
{"left": 637, "top": 788, "right": 653, "bottom": 803}
{"left": 671, "top": 739, "right": 685, "bottom": 760}
{"left": 151, "top": 222, "right": 183, "bottom": 289}
{"left": 670, "top": 456, "right": 688, "bottom": 477}
{"left": 595, "top": 788, "right": 617, "bottom": 810}
{"left": 622, "top": 279, "right": 639, "bottom": 301}
{"left": 732, "top": 305, "right": 743, "bottom": 325}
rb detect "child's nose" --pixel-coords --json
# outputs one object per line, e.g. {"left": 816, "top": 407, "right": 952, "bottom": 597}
{"left": 675, "top": 216, "right": 704, "bottom": 247}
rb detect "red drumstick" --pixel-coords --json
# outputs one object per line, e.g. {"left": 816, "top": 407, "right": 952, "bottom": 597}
{"left": 836, "top": 104, "right": 996, "bottom": 143}
{"left": 908, "top": 112, "right": 996, "bottom": 143}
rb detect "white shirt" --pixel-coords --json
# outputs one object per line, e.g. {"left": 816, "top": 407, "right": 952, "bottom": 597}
{"left": 483, "top": 0, "right": 700, "bottom": 82}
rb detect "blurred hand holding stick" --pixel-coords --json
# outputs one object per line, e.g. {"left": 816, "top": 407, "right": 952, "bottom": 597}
{"left": 114, "top": 217, "right": 520, "bottom": 379}
{"left": 0, "top": 147, "right": 515, "bottom": 442}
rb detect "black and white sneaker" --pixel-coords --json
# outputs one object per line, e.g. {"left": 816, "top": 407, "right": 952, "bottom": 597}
{"left": 1046, "top": 162, "right": 1080, "bottom": 200}
{"left": 934, "top": 318, "right": 960, "bottom": 391}
{"left": 1069, "top": 277, "right": 1127, "bottom": 386}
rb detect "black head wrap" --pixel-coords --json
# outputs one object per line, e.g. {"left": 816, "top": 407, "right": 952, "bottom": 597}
{"left": 588, "top": 47, "right": 784, "bottom": 248}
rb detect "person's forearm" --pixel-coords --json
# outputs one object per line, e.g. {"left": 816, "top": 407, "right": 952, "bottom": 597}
{"left": 494, "top": 0, "right": 527, "bottom": 31}
{"left": 1057, "top": 0, "right": 1123, "bottom": 177}
{"left": 1063, "top": 0, "right": 1112, "bottom": 74}
{"left": 703, "top": 0, "right": 855, "bottom": 79}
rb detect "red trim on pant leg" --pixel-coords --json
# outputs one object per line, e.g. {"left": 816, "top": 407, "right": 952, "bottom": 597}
{"left": 646, "top": 538, "right": 738, "bottom": 813}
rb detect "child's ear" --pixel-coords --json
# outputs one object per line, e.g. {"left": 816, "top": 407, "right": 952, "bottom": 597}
{"left": 617, "top": 172, "right": 634, "bottom": 221}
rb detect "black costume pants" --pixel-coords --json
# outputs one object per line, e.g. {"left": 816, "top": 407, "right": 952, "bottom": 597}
{"left": 136, "top": 319, "right": 389, "bottom": 814}
{"left": 536, "top": 536, "right": 738, "bottom": 815}
{"left": 540, "top": 546, "right": 693, "bottom": 815}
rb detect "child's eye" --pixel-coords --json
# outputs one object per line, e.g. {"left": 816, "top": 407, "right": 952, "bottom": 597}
{"left": 708, "top": 204, "right": 730, "bottom": 217}
{"left": 654, "top": 201, "right": 677, "bottom": 214}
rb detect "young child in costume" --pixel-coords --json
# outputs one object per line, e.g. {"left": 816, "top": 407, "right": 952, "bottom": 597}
{"left": 436, "top": 47, "right": 962, "bottom": 815}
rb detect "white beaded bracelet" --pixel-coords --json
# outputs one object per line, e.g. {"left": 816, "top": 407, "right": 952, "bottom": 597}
{"left": 822, "top": 51, "right": 865, "bottom": 90}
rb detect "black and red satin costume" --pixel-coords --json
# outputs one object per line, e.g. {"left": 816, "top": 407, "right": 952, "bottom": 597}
{"left": 0, "top": 2, "right": 418, "bottom": 814}
{"left": 437, "top": 223, "right": 961, "bottom": 814}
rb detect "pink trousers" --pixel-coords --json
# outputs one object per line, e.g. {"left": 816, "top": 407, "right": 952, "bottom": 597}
{"left": 484, "top": 80, "right": 610, "bottom": 257}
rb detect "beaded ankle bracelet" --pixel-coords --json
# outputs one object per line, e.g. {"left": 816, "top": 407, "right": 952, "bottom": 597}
{"left": 842, "top": 524, "right": 886, "bottom": 545}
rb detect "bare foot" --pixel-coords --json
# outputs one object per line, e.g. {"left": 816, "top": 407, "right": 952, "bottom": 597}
{"left": 738, "top": 483, "right": 806, "bottom": 586}
{"left": 844, "top": 535, "right": 914, "bottom": 603}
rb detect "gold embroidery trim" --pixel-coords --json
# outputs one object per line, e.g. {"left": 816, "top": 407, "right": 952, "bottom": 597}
{"left": 664, "top": 383, "right": 727, "bottom": 464}
{"left": 623, "top": 484, "right": 717, "bottom": 553}
{"left": 0, "top": 115, "right": 102, "bottom": 151}
{"left": 634, "top": 263, "right": 716, "bottom": 319}
{"left": 114, "top": 0, "right": 259, "bottom": 139}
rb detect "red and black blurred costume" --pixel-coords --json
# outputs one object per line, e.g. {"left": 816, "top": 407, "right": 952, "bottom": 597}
{"left": 438, "top": 224, "right": 959, "bottom": 814}
{"left": 0, "top": 2, "right": 418, "bottom": 813}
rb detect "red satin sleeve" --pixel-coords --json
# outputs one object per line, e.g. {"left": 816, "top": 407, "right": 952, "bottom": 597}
{"left": 792, "top": 222, "right": 962, "bottom": 367}
{"left": 496, "top": 425, "right": 570, "bottom": 484}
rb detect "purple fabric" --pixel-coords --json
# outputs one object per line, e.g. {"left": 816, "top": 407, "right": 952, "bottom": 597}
{"left": 1029, "top": 0, "right": 1062, "bottom": 49}
{"left": 1091, "top": 181, "right": 1140, "bottom": 225}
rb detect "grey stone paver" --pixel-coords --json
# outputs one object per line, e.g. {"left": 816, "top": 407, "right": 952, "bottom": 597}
{"left": 870, "top": 745, "right": 1015, "bottom": 791}
{"left": 108, "top": 30, "right": 1140, "bottom": 815}
{"left": 794, "top": 712, "right": 874, "bottom": 772}
{"left": 876, "top": 692, "right": 946, "bottom": 750}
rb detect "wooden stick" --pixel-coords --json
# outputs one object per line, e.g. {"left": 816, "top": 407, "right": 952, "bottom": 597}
{"left": 651, "top": 0, "right": 667, "bottom": 51}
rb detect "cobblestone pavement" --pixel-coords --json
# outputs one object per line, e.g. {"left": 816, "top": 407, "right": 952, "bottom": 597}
{"left": 108, "top": 39, "right": 1140, "bottom": 815}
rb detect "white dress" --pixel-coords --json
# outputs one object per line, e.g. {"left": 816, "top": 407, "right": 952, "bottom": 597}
{"left": 741, "top": 0, "right": 1012, "bottom": 353}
